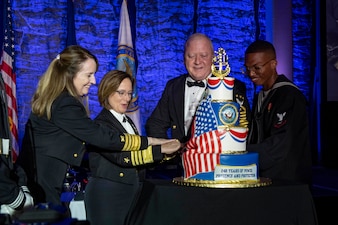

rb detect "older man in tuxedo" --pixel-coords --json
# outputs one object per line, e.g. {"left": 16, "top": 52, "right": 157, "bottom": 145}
{"left": 146, "top": 33, "right": 250, "bottom": 178}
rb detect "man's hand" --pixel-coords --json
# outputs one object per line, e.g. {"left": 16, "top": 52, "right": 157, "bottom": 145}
{"left": 148, "top": 137, "right": 179, "bottom": 146}
{"left": 160, "top": 139, "right": 182, "bottom": 155}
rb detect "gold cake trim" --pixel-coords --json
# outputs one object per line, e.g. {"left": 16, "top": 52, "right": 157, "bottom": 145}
{"left": 172, "top": 177, "right": 272, "bottom": 188}
{"left": 221, "top": 150, "right": 247, "bottom": 154}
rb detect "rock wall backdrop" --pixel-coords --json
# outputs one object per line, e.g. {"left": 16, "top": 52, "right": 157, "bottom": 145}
{"left": 9, "top": 0, "right": 313, "bottom": 147}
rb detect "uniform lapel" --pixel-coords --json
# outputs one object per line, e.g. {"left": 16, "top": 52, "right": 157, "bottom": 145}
{"left": 101, "top": 109, "right": 126, "bottom": 133}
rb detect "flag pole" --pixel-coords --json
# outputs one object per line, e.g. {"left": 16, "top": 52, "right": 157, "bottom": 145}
{"left": 116, "top": 0, "right": 142, "bottom": 134}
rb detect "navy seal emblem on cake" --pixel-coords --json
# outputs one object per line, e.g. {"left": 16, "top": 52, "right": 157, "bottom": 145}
{"left": 218, "top": 102, "right": 239, "bottom": 126}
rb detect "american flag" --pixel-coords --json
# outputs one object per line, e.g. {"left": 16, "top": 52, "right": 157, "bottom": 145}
{"left": 183, "top": 95, "right": 226, "bottom": 178}
{"left": 0, "top": 0, "right": 19, "bottom": 161}
{"left": 192, "top": 95, "right": 217, "bottom": 136}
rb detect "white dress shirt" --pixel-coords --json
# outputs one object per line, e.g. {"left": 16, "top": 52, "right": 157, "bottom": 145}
{"left": 184, "top": 76, "right": 209, "bottom": 135}
{"left": 109, "top": 109, "right": 135, "bottom": 134}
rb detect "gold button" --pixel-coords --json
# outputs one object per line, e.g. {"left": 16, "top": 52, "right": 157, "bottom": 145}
{"left": 73, "top": 153, "right": 78, "bottom": 158}
{"left": 172, "top": 125, "right": 177, "bottom": 129}
{"left": 119, "top": 173, "right": 124, "bottom": 177}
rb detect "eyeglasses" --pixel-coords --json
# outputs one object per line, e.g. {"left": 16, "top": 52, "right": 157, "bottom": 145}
{"left": 241, "top": 58, "right": 275, "bottom": 75}
{"left": 115, "top": 90, "right": 133, "bottom": 98}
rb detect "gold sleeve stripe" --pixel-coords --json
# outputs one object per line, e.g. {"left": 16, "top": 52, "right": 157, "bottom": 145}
{"left": 131, "top": 151, "right": 140, "bottom": 166}
{"left": 130, "top": 146, "right": 154, "bottom": 166}
{"left": 122, "top": 134, "right": 141, "bottom": 151}
{"left": 142, "top": 146, "right": 154, "bottom": 164}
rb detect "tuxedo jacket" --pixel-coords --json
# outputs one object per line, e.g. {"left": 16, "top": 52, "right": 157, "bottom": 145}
{"left": 87, "top": 108, "right": 164, "bottom": 184}
{"left": 146, "top": 74, "right": 251, "bottom": 143}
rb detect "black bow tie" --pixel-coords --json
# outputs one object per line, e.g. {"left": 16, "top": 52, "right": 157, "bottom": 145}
{"left": 187, "top": 80, "right": 205, "bottom": 88}
{"left": 123, "top": 116, "right": 127, "bottom": 123}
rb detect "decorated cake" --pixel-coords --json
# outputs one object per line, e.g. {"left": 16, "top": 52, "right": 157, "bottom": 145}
{"left": 175, "top": 48, "right": 271, "bottom": 188}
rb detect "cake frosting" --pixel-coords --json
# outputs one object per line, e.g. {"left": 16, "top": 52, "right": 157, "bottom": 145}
{"left": 182, "top": 48, "right": 259, "bottom": 183}
{"left": 207, "top": 76, "right": 234, "bottom": 101}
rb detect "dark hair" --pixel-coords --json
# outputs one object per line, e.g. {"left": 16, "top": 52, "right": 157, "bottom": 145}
{"left": 245, "top": 40, "right": 276, "bottom": 57}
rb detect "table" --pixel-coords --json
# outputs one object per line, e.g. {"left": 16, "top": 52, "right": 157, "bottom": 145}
{"left": 126, "top": 179, "right": 318, "bottom": 225}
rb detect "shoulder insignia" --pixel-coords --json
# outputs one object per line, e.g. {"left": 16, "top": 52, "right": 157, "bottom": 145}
{"left": 275, "top": 112, "right": 287, "bottom": 128}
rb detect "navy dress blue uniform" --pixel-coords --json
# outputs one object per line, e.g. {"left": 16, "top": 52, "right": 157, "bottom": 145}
{"left": 247, "top": 75, "right": 312, "bottom": 184}
{"left": 85, "top": 108, "right": 166, "bottom": 225}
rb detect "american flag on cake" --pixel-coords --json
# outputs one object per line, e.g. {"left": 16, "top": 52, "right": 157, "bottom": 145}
{"left": 183, "top": 95, "right": 226, "bottom": 178}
